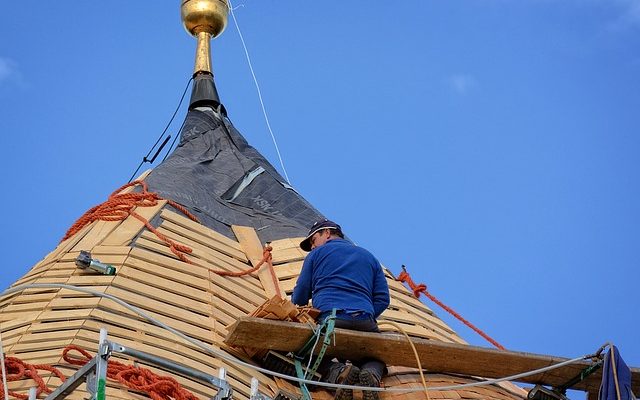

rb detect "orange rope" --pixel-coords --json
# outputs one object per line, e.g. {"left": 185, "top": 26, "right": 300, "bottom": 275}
{"left": 397, "top": 267, "right": 506, "bottom": 350}
{"left": 0, "top": 347, "right": 202, "bottom": 400}
{"left": 210, "top": 245, "right": 274, "bottom": 277}
{"left": 62, "top": 345, "right": 198, "bottom": 400}
{"left": 63, "top": 180, "right": 281, "bottom": 282}
{"left": 62, "top": 180, "right": 199, "bottom": 263}
{"left": 0, "top": 357, "right": 66, "bottom": 400}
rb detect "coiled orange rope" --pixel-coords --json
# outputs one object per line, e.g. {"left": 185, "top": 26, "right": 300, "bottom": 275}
{"left": 0, "top": 357, "right": 66, "bottom": 400}
{"left": 63, "top": 181, "right": 279, "bottom": 284}
{"left": 397, "top": 266, "right": 506, "bottom": 350}
{"left": 62, "top": 345, "right": 199, "bottom": 400}
{"left": 62, "top": 180, "right": 199, "bottom": 263}
{"left": 0, "top": 347, "right": 201, "bottom": 400}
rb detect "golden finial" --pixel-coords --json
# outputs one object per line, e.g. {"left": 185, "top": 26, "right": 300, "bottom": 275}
{"left": 181, "top": 0, "right": 230, "bottom": 75}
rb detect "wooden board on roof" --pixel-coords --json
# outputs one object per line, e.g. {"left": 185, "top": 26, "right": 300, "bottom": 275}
{"left": 232, "top": 225, "right": 286, "bottom": 299}
{"left": 100, "top": 200, "right": 167, "bottom": 246}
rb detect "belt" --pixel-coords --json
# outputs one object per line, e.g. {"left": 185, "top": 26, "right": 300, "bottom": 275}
{"left": 336, "top": 310, "right": 368, "bottom": 317}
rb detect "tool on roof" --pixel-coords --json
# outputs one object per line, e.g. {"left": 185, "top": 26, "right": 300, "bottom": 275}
{"left": 75, "top": 251, "right": 116, "bottom": 276}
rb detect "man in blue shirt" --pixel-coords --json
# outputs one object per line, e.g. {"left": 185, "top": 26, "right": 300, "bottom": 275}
{"left": 293, "top": 219, "right": 390, "bottom": 400}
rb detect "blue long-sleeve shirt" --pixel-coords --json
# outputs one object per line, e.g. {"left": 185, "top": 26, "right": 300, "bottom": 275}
{"left": 292, "top": 238, "right": 390, "bottom": 319}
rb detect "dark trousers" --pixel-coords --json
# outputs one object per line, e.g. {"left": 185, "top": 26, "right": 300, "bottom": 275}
{"left": 317, "top": 315, "right": 386, "bottom": 383}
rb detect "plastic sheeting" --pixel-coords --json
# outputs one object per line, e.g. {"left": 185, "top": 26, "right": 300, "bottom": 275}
{"left": 145, "top": 104, "right": 324, "bottom": 244}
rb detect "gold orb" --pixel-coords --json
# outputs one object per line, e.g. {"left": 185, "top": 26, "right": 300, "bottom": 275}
{"left": 181, "top": 0, "right": 229, "bottom": 38}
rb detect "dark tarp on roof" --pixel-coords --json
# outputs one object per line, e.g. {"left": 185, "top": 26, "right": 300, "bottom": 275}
{"left": 145, "top": 95, "right": 324, "bottom": 244}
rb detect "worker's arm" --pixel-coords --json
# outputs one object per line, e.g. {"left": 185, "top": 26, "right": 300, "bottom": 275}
{"left": 292, "top": 255, "right": 313, "bottom": 306}
{"left": 372, "top": 262, "right": 390, "bottom": 318}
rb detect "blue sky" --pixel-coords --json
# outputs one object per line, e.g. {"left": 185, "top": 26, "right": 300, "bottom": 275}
{"left": 1, "top": 1, "right": 638, "bottom": 396}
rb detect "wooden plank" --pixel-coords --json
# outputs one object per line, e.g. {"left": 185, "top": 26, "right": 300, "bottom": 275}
{"left": 87, "top": 309, "right": 214, "bottom": 347}
{"left": 92, "top": 298, "right": 215, "bottom": 344}
{"left": 271, "top": 247, "right": 305, "bottom": 265}
{"left": 129, "top": 241, "right": 265, "bottom": 296}
{"left": 29, "top": 320, "right": 85, "bottom": 333}
{"left": 49, "top": 297, "right": 101, "bottom": 309}
{"left": 273, "top": 261, "right": 303, "bottom": 280}
{"left": 279, "top": 278, "right": 297, "bottom": 294}
{"left": 117, "top": 266, "right": 209, "bottom": 303}
{"left": 92, "top": 245, "right": 133, "bottom": 256}
{"left": 160, "top": 209, "right": 245, "bottom": 255}
{"left": 271, "top": 238, "right": 307, "bottom": 265}
{"left": 0, "top": 311, "right": 42, "bottom": 323}
{"left": 390, "top": 300, "right": 460, "bottom": 338}
{"left": 159, "top": 219, "right": 247, "bottom": 262}
{"left": 111, "top": 271, "right": 209, "bottom": 311}
{"left": 269, "top": 238, "right": 304, "bottom": 253}
{"left": 136, "top": 232, "right": 263, "bottom": 291}
{"left": 389, "top": 287, "right": 436, "bottom": 317}
{"left": 225, "top": 317, "right": 640, "bottom": 394}
{"left": 102, "top": 286, "right": 212, "bottom": 329}
{"left": 66, "top": 275, "right": 116, "bottom": 286}
{"left": 71, "top": 220, "right": 123, "bottom": 251}
{"left": 38, "top": 224, "right": 93, "bottom": 267}
{"left": 1, "top": 301, "right": 52, "bottom": 314}
{"left": 379, "top": 319, "right": 454, "bottom": 342}
{"left": 388, "top": 279, "right": 435, "bottom": 313}
{"left": 232, "top": 225, "right": 285, "bottom": 299}
{"left": 101, "top": 200, "right": 167, "bottom": 246}
{"left": 127, "top": 248, "right": 211, "bottom": 289}
{"left": 151, "top": 227, "right": 261, "bottom": 276}
{"left": 207, "top": 271, "right": 267, "bottom": 306}
{"left": 380, "top": 307, "right": 460, "bottom": 342}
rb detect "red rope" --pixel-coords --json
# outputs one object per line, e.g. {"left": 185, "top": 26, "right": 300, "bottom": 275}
{"left": 0, "top": 357, "right": 66, "bottom": 400}
{"left": 0, "top": 347, "right": 201, "bottom": 400}
{"left": 62, "top": 180, "right": 199, "bottom": 263}
{"left": 210, "top": 245, "right": 274, "bottom": 278}
{"left": 62, "top": 345, "right": 199, "bottom": 400}
{"left": 397, "top": 267, "right": 506, "bottom": 350}
{"left": 63, "top": 180, "right": 282, "bottom": 284}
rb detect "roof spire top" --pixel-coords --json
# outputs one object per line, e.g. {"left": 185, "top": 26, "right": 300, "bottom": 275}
{"left": 181, "top": 0, "right": 229, "bottom": 76}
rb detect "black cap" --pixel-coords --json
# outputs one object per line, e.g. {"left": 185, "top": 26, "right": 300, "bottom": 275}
{"left": 299, "top": 219, "right": 342, "bottom": 252}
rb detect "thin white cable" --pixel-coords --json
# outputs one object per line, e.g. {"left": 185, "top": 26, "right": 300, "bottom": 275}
{"left": 0, "top": 283, "right": 597, "bottom": 394}
{"left": 0, "top": 324, "right": 9, "bottom": 400}
{"left": 227, "top": 0, "right": 292, "bottom": 185}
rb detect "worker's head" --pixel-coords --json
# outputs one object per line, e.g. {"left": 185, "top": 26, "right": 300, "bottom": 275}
{"left": 300, "top": 219, "right": 344, "bottom": 252}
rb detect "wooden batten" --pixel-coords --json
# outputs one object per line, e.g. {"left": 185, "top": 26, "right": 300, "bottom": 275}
{"left": 232, "top": 225, "right": 286, "bottom": 299}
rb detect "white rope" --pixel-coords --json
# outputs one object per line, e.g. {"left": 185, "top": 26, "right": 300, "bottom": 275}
{"left": 227, "top": 0, "right": 292, "bottom": 185}
{"left": 0, "top": 283, "right": 599, "bottom": 393}
{"left": 0, "top": 324, "right": 10, "bottom": 400}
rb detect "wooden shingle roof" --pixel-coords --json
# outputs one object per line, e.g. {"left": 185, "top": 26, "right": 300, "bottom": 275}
{"left": 0, "top": 191, "right": 527, "bottom": 400}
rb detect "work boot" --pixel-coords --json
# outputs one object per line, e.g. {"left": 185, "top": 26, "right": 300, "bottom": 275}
{"left": 359, "top": 369, "right": 381, "bottom": 400}
{"left": 334, "top": 364, "right": 360, "bottom": 400}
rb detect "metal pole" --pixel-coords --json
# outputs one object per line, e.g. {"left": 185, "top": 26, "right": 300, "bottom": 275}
{"left": 94, "top": 328, "right": 109, "bottom": 400}
{"left": 0, "top": 325, "right": 10, "bottom": 400}
{"left": 109, "top": 342, "right": 228, "bottom": 389}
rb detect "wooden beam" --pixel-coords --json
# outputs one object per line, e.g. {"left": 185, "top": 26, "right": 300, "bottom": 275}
{"left": 225, "top": 317, "right": 640, "bottom": 394}
{"left": 232, "top": 225, "right": 286, "bottom": 299}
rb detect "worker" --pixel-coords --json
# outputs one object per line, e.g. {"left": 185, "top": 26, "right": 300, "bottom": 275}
{"left": 292, "top": 219, "right": 390, "bottom": 400}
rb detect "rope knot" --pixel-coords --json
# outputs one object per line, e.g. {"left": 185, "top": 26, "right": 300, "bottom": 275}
{"left": 413, "top": 283, "right": 427, "bottom": 298}
{"left": 263, "top": 245, "right": 273, "bottom": 262}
